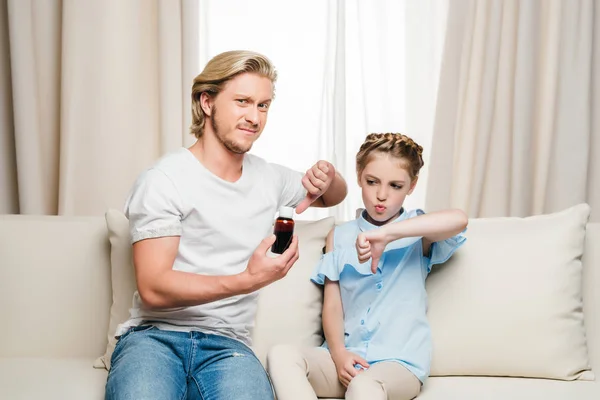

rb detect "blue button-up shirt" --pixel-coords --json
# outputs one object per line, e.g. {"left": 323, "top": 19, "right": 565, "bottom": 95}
{"left": 311, "top": 209, "right": 466, "bottom": 383}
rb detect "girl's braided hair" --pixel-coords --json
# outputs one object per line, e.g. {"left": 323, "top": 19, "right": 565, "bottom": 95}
{"left": 356, "top": 133, "right": 424, "bottom": 180}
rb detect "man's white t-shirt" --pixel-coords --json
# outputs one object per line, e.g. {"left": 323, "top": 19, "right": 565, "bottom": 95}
{"left": 116, "top": 147, "right": 306, "bottom": 346}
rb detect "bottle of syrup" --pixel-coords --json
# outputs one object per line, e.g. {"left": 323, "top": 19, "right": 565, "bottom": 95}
{"left": 271, "top": 206, "right": 295, "bottom": 254}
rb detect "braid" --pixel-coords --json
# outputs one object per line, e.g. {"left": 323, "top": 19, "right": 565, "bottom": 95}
{"left": 356, "top": 133, "right": 424, "bottom": 180}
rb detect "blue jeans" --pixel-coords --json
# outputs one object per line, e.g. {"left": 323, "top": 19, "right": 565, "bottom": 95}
{"left": 105, "top": 326, "right": 274, "bottom": 400}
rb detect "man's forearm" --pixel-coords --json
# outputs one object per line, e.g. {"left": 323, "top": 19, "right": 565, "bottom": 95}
{"left": 319, "top": 172, "right": 347, "bottom": 207}
{"left": 133, "top": 236, "right": 257, "bottom": 309}
{"left": 139, "top": 269, "right": 251, "bottom": 309}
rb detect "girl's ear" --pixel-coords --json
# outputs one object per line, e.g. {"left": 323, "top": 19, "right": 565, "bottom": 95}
{"left": 356, "top": 172, "right": 363, "bottom": 188}
{"left": 407, "top": 177, "right": 419, "bottom": 195}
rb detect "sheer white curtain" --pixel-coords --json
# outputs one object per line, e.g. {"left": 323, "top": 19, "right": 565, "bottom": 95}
{"left": 199, "top": 0, "right": 448, "bottom": 221}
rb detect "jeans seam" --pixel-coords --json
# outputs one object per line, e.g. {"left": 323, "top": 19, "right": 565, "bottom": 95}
{"left": 179, "top": 383, "right": 188, "bottom": 400}
{"left": 191, "top": 376, "right": 206, "bottom": 400}
{"left": 186, "top": 333, "right": 196, "bottom": 378}
{"left": 179, "top": 385, "right": 189, "bottom": 400}
{"left": 115, "top": 325, "right": 155, "bottom": 349}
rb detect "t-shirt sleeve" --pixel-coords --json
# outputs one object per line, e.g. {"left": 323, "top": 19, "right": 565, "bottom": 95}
{"left": 270, "top": 163, "right": 307, "bottom": 209}
{"left": 424, "top": 230, "right": 466, "bottom": 273}
{"left": 124, "top": 168, "right": 184, "bottom": 244}
{"left": 310, "top": 250, "right": 340, "bottom": 285}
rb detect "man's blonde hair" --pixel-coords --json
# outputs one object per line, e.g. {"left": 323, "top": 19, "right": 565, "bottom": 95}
{"left": 190, "top": 50, "right": 278, "bottom": 138}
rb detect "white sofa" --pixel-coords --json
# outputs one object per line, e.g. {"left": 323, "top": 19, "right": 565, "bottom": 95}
{"left": 0, "top": 206, "right": 598, "bottom": 399}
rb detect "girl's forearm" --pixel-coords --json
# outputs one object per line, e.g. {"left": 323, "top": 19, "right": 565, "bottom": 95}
{"left": 382, "top": 209, "right": 468, "bottom": 243}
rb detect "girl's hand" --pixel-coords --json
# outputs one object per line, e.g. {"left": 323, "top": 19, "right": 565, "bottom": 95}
{"left": 331, "top": 349, "right": 370, "bottom": 387}
{"left": 356, "top": 228, "right": 390, "bottom": 273}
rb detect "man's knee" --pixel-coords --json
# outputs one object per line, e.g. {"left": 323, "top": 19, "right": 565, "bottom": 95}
{"left": 346, "top": 373, "right": 384, "bottom": 399}
{"left": 201, "top": 354, "right": 273, "bottom": 400}
{"left": 106, "top": 371, "right": 185, "bottom": 400}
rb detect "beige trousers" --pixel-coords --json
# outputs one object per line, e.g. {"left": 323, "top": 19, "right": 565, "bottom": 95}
{"left": 267, "top": 345, "right": 421, "bottom": 400}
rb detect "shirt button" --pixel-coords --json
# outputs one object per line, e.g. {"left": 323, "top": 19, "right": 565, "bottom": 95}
{"left": 361, "top": 319, "right": 365, "bottom": 325}
{"left": 376, "top": 282, "right": 383, "bottom": 290}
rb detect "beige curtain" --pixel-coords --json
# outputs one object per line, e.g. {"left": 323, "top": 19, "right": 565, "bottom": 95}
{"left": 0, "top": 0, "right": 199, "bottom": 216}
{"left": 426, "top": 0, "right": 600, "bottom": 222}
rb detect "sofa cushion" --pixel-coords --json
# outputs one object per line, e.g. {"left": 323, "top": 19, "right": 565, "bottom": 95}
{"left": 1, "top": 359, "right": 596, "bottom": 400}
{"left": 426, "top": 204, "right": 593, "bottom": 380}
{"left": 0, "top": 358, "right": 108, "bottom": 399}
{"left": 417, "top": 376, "right": 599, "bottom": 400}
{"left": 318, "top": 376, "right": 599, "bottom": 400}
{"left": 252, "top": 217, "right": 334, "bottom": 365}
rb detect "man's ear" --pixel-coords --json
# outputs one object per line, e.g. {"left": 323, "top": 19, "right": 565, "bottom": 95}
{"left": 407, "top": 177, "right": 419, "bottom": 195}
{"left": 200, "top": 92, "right": 213, "bottom": 117}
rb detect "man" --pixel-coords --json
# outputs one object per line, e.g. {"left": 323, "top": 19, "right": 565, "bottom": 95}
{"left": 105, "top": 50, "right": 347, "bottom": 400}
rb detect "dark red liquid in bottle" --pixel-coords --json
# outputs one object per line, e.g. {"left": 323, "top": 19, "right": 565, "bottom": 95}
{"left": 272, "top": 217, "right": 294, "bottom": 254}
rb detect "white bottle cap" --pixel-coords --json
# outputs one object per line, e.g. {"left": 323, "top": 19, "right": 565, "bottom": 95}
{"left": 279, "top": 206, "right": 294, "bottom": 219}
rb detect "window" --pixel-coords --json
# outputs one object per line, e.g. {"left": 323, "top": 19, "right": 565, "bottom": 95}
{"left": 199, "top": 0, "right": 448, "bottom": 221}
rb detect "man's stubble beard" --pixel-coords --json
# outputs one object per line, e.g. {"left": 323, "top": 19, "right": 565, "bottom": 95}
{"left": 210, "top": 107, "right": 254, "bottom": 154}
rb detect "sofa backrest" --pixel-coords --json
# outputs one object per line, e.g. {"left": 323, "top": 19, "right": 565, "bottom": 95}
{"left": 0, "top": 215, "right": 112, "bottom": 358}
{"left": 0, "top": 214, "right": 598, "bottom": 375}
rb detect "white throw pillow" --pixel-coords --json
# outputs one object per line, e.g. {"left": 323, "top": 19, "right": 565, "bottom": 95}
{"left": 427, "top": 203, "right": 594, "bottom": 380}
{"left": 252, "top": 217, "right": 334, "bottom": 366}
{"left": 94, "top": 209, "right": 137, "bottom": 370}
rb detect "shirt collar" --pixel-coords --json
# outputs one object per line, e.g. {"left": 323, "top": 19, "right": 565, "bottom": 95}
{"left": 358, "top": 207, "right": 407, "bottom": 232}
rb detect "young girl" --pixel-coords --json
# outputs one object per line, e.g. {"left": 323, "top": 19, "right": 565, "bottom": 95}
{"left": 267, "top": 133, "right": 467, "bottom": 400}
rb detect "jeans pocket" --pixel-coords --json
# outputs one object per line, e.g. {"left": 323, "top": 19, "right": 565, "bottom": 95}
{"left": 116, "top": 325, "right": 155, "bottom": 347}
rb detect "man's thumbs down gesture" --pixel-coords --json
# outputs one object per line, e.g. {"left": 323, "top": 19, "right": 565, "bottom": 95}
{"left": 295, "top": 160, "right": 339, "bottom": 214}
